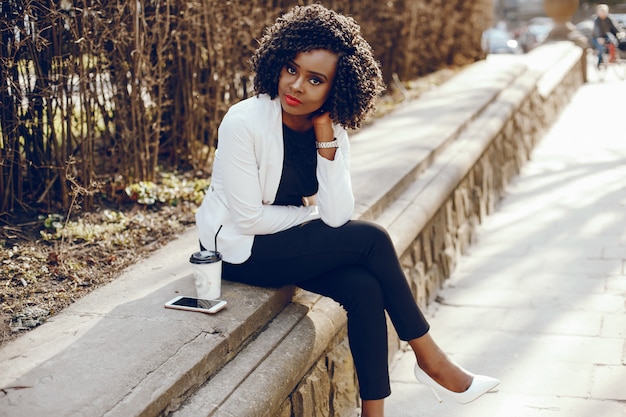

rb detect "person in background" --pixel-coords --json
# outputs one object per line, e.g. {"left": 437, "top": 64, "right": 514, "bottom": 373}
{"left": 592, "top": 4, "right": 623, "bottom": 67}
{"left": 195, "top": 4, "right": 499, "bottom": 416}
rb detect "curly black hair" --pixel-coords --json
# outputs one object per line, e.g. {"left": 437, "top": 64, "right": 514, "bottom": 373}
{"left": 250, "top": 3, "right": 385, "bottom": 130}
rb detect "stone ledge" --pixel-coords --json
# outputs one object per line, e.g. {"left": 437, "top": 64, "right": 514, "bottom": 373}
{"left": 350, "top": 59, "right": 528, "bottom": 221}
{"left": 380, "top": 67, "right": 541, "bottom": 253}
{"left": 0, "top": 231, "right": 294, "bottom": 417}
{"left": 0, "top": 42, "right": 585, "bottom": 417}
{"left": 171, "top": 294, "right": 349, "bottom": 417}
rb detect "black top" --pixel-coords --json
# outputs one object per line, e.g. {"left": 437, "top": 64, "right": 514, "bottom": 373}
{"left": 273, "top": 124, "right": 319, "bottom": 206}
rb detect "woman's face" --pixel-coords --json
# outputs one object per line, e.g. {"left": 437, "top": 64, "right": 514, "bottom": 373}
{"left": 278, "top": 49, "right": 338, "bottom": 129}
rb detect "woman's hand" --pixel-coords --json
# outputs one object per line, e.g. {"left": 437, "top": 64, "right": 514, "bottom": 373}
{"left": 311, "top": 111, "right": 337, "bottom": 160}
{"left": 311, "top": 111, "right": 334, "bottom": 143}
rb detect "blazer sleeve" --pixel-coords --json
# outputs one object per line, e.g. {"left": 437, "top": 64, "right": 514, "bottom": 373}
{"left": 218, "top": 108, "right": 320, "bottom": 236}
{"left": 315, "top": 127, "right": 355, "bottom": 227}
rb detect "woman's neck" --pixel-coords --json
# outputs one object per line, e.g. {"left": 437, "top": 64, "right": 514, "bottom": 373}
{"left": 282, "top": 111, "right": 313, "bottom": 133}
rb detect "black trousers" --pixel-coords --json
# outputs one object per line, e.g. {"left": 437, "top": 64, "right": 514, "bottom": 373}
{"left": 222, "top": 219, "right": 430, "bottom": 400}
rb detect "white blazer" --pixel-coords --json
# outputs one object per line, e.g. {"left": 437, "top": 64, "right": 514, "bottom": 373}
{"left": 196, "top": 94, "right": 355, "bottom": 264}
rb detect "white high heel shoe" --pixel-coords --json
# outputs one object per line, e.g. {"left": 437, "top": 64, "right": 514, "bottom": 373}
{"left": 413, "top": 363, "right": 499, "bottom": 404}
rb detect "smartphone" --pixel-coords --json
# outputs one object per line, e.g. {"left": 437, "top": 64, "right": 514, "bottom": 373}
{"left": 164, "top": 296, "right": 227, "bottom": 314}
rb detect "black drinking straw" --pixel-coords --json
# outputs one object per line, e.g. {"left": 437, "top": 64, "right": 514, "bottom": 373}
{"left": 215, "top": 225, "right": 223, "bottom": 252}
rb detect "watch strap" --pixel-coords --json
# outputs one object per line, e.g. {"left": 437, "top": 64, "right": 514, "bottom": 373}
{"left": 315, "top": 138, "right": 339, "bottom": 149}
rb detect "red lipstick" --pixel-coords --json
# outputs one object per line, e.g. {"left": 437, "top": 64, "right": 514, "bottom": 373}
{"left": 284, "top": 95, "right": 302, "bottom": 106}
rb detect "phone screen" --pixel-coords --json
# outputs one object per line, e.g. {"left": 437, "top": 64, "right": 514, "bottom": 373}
{"left": 171, "top": 297, "right": 221, "bottom": 309}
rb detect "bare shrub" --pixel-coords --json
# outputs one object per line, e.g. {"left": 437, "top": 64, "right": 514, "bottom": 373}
{"left": 0, "top": 0, "right": 491, "bottom": 217}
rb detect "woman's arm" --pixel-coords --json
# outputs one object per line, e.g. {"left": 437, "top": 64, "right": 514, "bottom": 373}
{"left": 218, "top": 110, "right": 320, "bottom": 236}
{"left": 313, "top": 116, "right": 355, "bottom": 227}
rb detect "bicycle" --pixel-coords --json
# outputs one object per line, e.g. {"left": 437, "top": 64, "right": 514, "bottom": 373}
{"left": 591, "top": 37, "right": 626, "bottom": 81}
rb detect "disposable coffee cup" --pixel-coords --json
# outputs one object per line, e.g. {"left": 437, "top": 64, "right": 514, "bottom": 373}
{"left": 189, "top": 250, "right": 222, "bottom": 299}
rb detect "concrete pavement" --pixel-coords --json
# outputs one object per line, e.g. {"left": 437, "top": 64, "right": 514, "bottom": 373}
{"left": 385, "top": 64, "right": 626, "bottom": 415}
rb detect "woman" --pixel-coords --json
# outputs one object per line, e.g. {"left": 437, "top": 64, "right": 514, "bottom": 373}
{"left": 196, "top": 4, "right": 499, "bottom": 416}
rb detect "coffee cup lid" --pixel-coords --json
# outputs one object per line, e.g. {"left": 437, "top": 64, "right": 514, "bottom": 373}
{"left": 189, "top": 250, "right": 222, "bottom": 264}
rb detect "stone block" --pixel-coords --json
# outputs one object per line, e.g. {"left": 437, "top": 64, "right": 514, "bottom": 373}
{"left": 277, "top": 400, "right": 292, "bottom": 417}
{"left": 456, "top": 223, "right": 472, "bottom": 255}
{"left": 421, "top": 228, "right": 434, "bottom": 268}
{"left": 292, "top": 362, "right": 331, "bottom": 417}
{"left": 327, "top": 338, "right": 359, "bottom": 417}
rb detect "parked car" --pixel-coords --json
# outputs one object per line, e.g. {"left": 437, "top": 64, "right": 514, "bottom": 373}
{"left": 482, "top": 28, "right": 523, "bottom": 54}
{"left": 517, "top": 16, "right": 554, "bottom": 52}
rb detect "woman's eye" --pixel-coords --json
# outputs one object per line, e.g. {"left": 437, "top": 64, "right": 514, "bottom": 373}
{"left": 286, "top": 66, "right": 296, "bottom": 75}
{"left": 309, "top": 78, "right": 321, "bottom": 86}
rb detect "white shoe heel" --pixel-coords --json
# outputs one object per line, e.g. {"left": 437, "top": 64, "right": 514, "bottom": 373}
{"left": 414, "top": 364, "right": 499, "bottom": 404}
{"left": 428, "top": 386, "right": 442, "bottom": 403}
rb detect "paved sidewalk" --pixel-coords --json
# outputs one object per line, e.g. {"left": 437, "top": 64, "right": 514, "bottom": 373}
{"left": 386, "top": 72, "right": 626, "bottom": 415}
